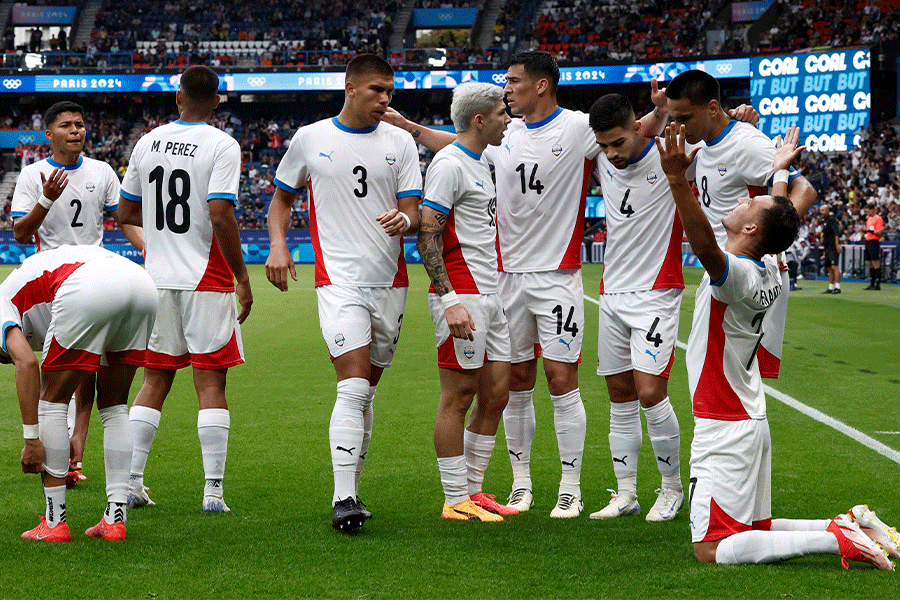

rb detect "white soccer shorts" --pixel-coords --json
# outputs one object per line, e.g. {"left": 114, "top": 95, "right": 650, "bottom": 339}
{"left": 689, "top": 417, "right": 773, "bottom": 543}
{"left": 316, "top": 284, "right": 407, "bottom": 368}
{"left": 428, "top": 292, "right": 511, "bottom": 370}
{"left": 498, "top": 269, "right": 584, "bottom": 364}
{"left": 42, "top": 257, "right": 158, "bottom": 371}
{"left": 596, "top": 288, "right": 682, "bottom": 378}
{"left": 146, "top": 289, "right": 244, "bottom": 370}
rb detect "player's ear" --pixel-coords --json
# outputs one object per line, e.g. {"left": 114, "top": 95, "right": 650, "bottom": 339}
{"left": 633, "top": 120, "right": 641, "bottom": 134}
{"left": 708, "top": 99, "right": 720, "bottom": 117}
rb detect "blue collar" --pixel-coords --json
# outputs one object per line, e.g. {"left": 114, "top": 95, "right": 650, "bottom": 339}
{"left": 47, "top": 156, "right": 83, "bottom": 170}
{"left": 736, "top": 254, "right": 765, "bottom": 268}
{"left": 707, "top": 119, "right": 737, "bottom": 147}
{"left": 525, "top": 106, "right": 563, "bottom": 130}
{"left": 631, "top": 139, "right": 655, "bottom": 165}
{"left": 332, "top": 117, "right": 377, "bottom": 134}
{"left": 452, "top": 141, "right": 481, "bottom": 161}
{"left": 175, "top": 119, "right": 206, "bottom": 126}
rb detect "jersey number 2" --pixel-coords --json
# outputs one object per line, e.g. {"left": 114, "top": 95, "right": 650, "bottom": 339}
{"left": 150, "top": 166, "right": 191, "bottom": 234}
{"left": 70, "top": 199, "right": 83, "bottom": 228}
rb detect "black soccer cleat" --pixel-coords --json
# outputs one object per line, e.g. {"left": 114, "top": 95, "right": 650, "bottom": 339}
{"left": 332, "top": 497, "right": 366, "bottom": 532}
{"left": 356, "top": 496, "right": 373, "bottom": 520}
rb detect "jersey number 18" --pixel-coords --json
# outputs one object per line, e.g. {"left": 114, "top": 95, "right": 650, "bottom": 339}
{"left": 150, "top": 166, "right": 191, "bottom": 234}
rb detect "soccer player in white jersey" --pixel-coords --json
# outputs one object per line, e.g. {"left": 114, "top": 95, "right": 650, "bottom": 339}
{"left": 11, "top": 101, "right": 144, "bottom": 488}
{"left": 2, "top": 245, "right": 157, "bottom": 542}
{"left": 419, "top": 82, "right": 514, "bottom": 522}
{"left": 659, "top": 123, "right": 896, "bottom": 570}
{"left": 587, "top": 94, "right": 687, "bottom": 522}
{"left": 119, "top": 65, "right": 252, "bottom": 513}
{"left": 664, "top": 70, "right": 816, "bottom": 379}
{"left": 265, "top": 54, "right": 421, "bottom": 532}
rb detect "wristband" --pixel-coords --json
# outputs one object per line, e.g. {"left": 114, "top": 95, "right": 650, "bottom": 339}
{"left": 440, "top": 291, "right": 461, "bottom": 310}
{"left": 773, "top": 170, "right": 790, "bottom": 185}
{"left": 37, "top": 195, "right": 54, "bottom": 210}
{"left": 23, "top": 424, "right": 39, "bottom": 440}
{"left": 399, "top": 211, "right": 411, "bottom": 233}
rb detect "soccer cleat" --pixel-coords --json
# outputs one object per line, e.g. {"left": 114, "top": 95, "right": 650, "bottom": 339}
{"left": 849, "top": 504, "right": 900, "bottom": 559}
{"left": 126, "top": 483, "right": 155, "bottom": 508}
{"left": 441, "top": 499, "right": 503, "bottom": 522}
{"left": 506, "top": 488, "right": 534, "bottom": 512}
{"left": 202, "top": 496, "right": 231, "bottom": 513}
{"left": 833, "top": 288, "right": 842, "bottom": 294}
{"left": 471, "top": 492, "right": 519, "bottom": 515}
{"left": 550, "top": 493, "right": 584, "bottom": 518}
{"left": 645, "top": 488, "right": 684, "bottom": 522}
{"left": 85, "top": 519, "right": 127, "bottom": 541}
{"left": 65, "top": 465, "right": 87, "bottom": 489}
{"left": 827, "top": 513, "right": 894, "bottom": 570}
{"left": 21, "top": 517, "right": 71, "bottom": 542}
{"left": 356, "top": 496, "right": 372, "bottom": 520}
{"left": 590, "top": 490, "right": 641, "bottom": 519}
{"left": 823, "top": 289, "right": 834, "bottom": 294}
{"left": 332, "top": 497, "right": 365, "bottom": 531}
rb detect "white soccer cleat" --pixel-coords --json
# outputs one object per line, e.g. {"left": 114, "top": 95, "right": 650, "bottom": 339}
{"left": 202, "top": 496, "right": 231, "bottom": 513}
{"left": 506, "top": 488, "right": 534, "bottom": 512}
{"left": 550, "top": 493, "right": 583, "bottom": 518}
{"left": 126, "top": 484, "right": 155, "bottom": 508}
{"left": 849, "top": 504, "right": 900, "bottom": 559}
{"left": 645, "top": 488, "right": 684, "bottom": 522}
{"left": 828, "top": 513, "right": 894, "bottom": 570}
{"left": 590, "top": 489, "right": 640, "bottom": 519}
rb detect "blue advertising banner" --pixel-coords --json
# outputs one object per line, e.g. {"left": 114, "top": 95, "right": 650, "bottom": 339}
{"left": 12, "top": 5, "right": 77, "bottom": 25}
{"left": 731, "top": 1, "right": 774, "bottom": 23}
{"left": 412, "top": 8, "right": 479, "bottom": 28}
{"left": 0, "top": 130, "right": 45, "bottom": 148}
{"left": 752, "top": 49, "right": 871, "bottom": 151}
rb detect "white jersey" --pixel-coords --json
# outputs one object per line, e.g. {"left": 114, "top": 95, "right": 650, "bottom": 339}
{"left": 597, "top": 140, "right": 685, "bottom": 294}
{"left": 121, "top": 120, "right": 241, "bottom": 292}
{"left": 693, "top": 120, "right": 799, "bottom": 247}
{"left": 484, "top": 107, "right": 599, "bottom": 273}
{"left": 0, "top": 244, "right": 114, "bottom": 353}
{"left": 274, "top": 117, "right": 421, "bottom": 287}
{"left": 423, "top": 142, "right": 498, "bottom": 294}
{"left": 686, "top": 253, "right": 783, "bottom": 421}
{"left": 11, "top": 156, "right": 120, "bottom": 250}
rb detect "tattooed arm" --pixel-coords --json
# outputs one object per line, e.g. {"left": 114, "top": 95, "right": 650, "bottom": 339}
{"left": 417, "top": 205, "right": 476, "bottom": 340}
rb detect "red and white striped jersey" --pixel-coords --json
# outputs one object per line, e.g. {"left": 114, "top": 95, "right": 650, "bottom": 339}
{"left": 423, "top": 142, "right": 498, "bottom": 294}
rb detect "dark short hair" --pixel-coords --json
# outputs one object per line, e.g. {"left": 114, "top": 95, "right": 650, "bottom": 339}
{"left": 179, "top": 65, "right": 220, "bottom": 103}
{"left": 507, "top": 51, "right": 560, "bottom": 96}
{"left": 758, "top": 195, "right": 800, "bottom": 256}
{"left": 44, "top": 101, "right": 84, "bottom": 128}
{"left": 588, "top": 94, "right": 634, "bottom": 133}
{"left": 665, "top": 70, "right": 720, "bottom": 106}
{"left": 345, "top": 54, "right": 394, "bottom": 82}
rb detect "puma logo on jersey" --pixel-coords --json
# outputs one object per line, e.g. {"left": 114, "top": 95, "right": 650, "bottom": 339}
{"left": 475, "top": 181, "right": 484, "bottom": 189}
{"left": 612, "top": 456, "right": 627, "bottom": 465}
{"left": 319, "top": 151, "right": 334, "bottom": 161}
{"left": 645, "top": 349, "right": 660, "bottom": 362}
{"left": 504, "top": 143, "right": 512, "bottom": 154}
{"left": 336, "top": 446, "right": 355, "bottom": 455}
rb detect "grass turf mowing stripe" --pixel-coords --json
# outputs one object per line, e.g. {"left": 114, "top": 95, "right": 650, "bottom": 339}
{"left": 584, "top": 293, "right": 900, "bottom": 467}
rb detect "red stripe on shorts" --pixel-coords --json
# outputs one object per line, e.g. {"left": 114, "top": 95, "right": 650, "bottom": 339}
{"left": 190, "top": 331, "right": 244, "bottom": 370}
{"left": 42, "top": 336, "right": 101, "bottom": 372}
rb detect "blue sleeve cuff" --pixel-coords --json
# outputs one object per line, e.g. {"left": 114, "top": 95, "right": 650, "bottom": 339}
{"left": 208, "top": 193, "right": 237, "bottom": 205}
{"left": 274, "top": 178, "right": 300, "bottom": 194}
{"left": 397, "top": 189, "right": 421, "bottom": 199}
{"left": 711, "top": 255, "right": 730, "bottom": 287}
{"left": 11, "top": 211, "right": 26, "bottom": 218}
{"left": 120, "top": 190, "right": 141, "bottom": 202}
{"left": 1, "top": 321, "right": 20, "bottom": 355}
{"left": 423, "top": 199, "right": 450, "bottom": 215}
{"left": 105, "top": 204, "right": 118, "bottom": 213}
{"left": 766, "top": 168, "right": 800, "bottom": 187}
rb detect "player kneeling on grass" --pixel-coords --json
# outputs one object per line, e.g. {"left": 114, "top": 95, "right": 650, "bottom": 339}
{"left": 2, "top": 245, "right": 157, "bottom": 542}
{"left": 418, "top": 82, "right": 515, "bottom": 521}
{"left": 658, "top": 123, "right": 897, "bottom": 570}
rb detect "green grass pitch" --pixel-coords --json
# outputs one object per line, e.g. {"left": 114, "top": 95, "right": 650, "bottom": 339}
{"left": 0, "top": 264, "right": 898, "bottom": 599}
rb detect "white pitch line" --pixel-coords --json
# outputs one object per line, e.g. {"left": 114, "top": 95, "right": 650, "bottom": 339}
{"left": 583, "top": 293, "right": 900, "bottom": 465}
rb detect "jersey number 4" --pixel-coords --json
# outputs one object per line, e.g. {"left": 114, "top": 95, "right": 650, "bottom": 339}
{"left": 150, "top": 166, "right": 191, "bottom": 234}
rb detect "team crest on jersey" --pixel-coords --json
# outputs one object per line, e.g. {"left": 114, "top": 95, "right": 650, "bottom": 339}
{"left": 718, "top": 163, "right": 727, "bottom": 176}
{"left": 335, "top": 333, "right": 345, "bottom": 347}
{"left": 385, "top": 152, "right": 396, "bottom": 165}
{"left": 463, "top": 345, "right": 476, "bottom": 359}
{"left": 646, "top": 171, "right": 658, "bottom": 184}
{"left": 85, "top": 181, "right": 95, "bottom": 192}
{"left": 551, "top": 144, "right": 563, "bottom": 157}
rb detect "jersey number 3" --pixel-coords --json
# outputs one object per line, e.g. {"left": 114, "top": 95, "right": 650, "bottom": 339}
{"left": 150, "top": 166, "right": 191, "bottom": 234}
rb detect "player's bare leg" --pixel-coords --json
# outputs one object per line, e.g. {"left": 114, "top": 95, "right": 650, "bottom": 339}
{"left": 504, "top": 359, "right": 537, "bottom": 509}
{"left": 127, "top": 367, "right": 176, "bottom": 507}
{"left": 543, "top": 358, "right": 585, "bottom": 517}
{"left": 67, "top": 374, "right": 95, "bottom": 486}
{"left": 193, "top": 367, "right": 231, "bottom": 513}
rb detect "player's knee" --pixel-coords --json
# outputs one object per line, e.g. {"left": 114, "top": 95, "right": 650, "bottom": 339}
{"left": 693, "top": 542, "right": 718, "bottom": 563}
{"left": 510, "top": 360, "right": 538, "bottom": 390}
{"left": 544, "top": 360, "right": 577, "bottom": 395}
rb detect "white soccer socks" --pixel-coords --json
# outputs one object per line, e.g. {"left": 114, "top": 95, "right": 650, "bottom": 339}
{"left": 99, "top": 405, "right": 132, "bottom": 521}
{"left": 329, "top": 377, "right": 369, "bottom": 504}
{"left": 198, "top": 408, "right": 230, "bottom": 497}
{"left": 355, "top": 385, "right": 376, "bottom": 489}
{"left": 503, "top": 388, "right": 536, "bottom": 492}
{"left": 642, "top": 397, "right": 682, "bottom": 492}
{"left": 552, "top": 388, "right": 586, "bottom": 497}
{"left": 464, "top": 429, "right": 496, "bottom": 496}
{"left": 437, "top": 455, "right": 469, "bottom": 507}
{"left": 715, "top": 530, "right": 838, "bottom": 564}
{"left": 39, "top": 400, "right": 70, "bottom": 528}
{"left": 129, "top": 405, "right": 161, "bottom": 486}
{"left": 608, "top": 400, "right": 641, "bottom": 496}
